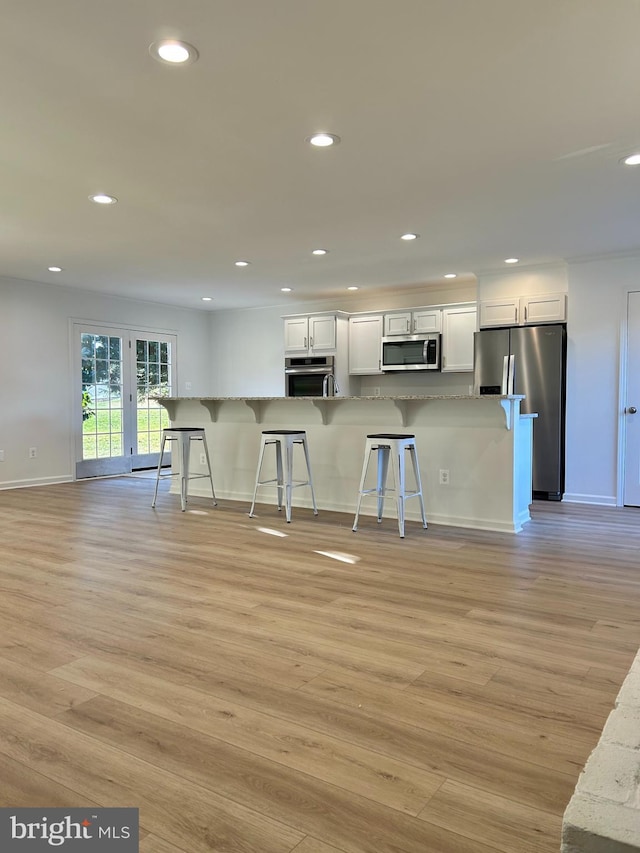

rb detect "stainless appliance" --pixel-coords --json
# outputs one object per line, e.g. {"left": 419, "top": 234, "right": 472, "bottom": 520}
{"left": 474, "top": 324, "right": 567, "bottom": 500}
{"left": 285, "top": 355, "right": 337, "bottom": 397}
{"left": 381, "top": 333, "right": 440, "bottom": 371}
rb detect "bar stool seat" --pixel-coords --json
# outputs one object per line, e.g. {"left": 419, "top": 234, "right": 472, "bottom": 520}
{"left": 249, "top": 430, "right": 318, "bottom": 523}
{"left": 352, "top": 433, "right": 427, "bottom": 538}
{"left": 151, "top": 427, "right": 217, "bottom": 512}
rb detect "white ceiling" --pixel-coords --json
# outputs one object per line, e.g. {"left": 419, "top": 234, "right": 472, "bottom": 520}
{"left": 2, "top": 0, "right": 640, "bottom": 311}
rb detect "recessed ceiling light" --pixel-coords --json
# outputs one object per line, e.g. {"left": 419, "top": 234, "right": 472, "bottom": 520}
{"left": 312, "top": 249, "right": 328, "bottom": 255}
{"left": 347, "top": 286, "right": 359, "bottom": 291}
{"left": 89, "top": 194, "right": 117, "bottom": 205}
{"left": 149, "top": 40, "right": 198, "bottom": 65}
{"left": 400, "top": 233, "right": 419, "bottom": 241}
{"left": 623, "top": 153, "right": 640, "bottom": 166}
{"left": 281, "top": 287, "right": 292, "bottom": 292}
{"left": 201, "top": 297, "right": 212, "bottom": 302}
{"left": 444, "top": 273, "right": 457, "bottom": 279}
{"left": 307, "top": 133, "right": 340, "bottom": 147}
{"left": 235, "top": 260, "right": 250, "bottom": 267}
{"left": 48, "top": 266, "right": 63, "bottom": 272}
{"left": 504, "top": 257, "right": 519, "bottom": 264}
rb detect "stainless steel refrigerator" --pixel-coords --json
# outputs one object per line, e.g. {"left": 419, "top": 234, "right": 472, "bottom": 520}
{"left": 473, "top": 324, "right": 566, "bottom": 500}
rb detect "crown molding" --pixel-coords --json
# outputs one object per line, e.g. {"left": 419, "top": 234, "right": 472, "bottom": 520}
{"left": 475, "top": 260, "right": 568, "bottom": 279}
{"left": 565, "top": 248, "right": 640, "bottom": 265}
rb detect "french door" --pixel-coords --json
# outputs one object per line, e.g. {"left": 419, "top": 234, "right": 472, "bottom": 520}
{"left": 74, "top": 323, "right": 176, "bottom": 479}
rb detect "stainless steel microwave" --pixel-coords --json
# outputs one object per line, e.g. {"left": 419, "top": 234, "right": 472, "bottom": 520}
{"left": 381, "top": 333, "right": 441, "bottom": 371}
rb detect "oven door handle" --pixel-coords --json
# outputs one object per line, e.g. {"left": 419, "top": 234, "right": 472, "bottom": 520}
{"left": 285, "top": 367, "right": 332, "bottom": 374}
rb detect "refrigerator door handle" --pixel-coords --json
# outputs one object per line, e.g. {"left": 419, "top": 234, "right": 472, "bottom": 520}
{"left": 501, "top": 354, "right": 515, "bottom": 395}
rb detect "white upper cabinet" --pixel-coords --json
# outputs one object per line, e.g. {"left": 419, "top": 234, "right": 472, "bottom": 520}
{"left": 284, "top": 314, "right": 337, "bottom": 354}
{"left": 520, "top": 292, "right": 566, "bottom": 325}
{"left": 349, "top": 315, "right": 383, "bottom": 374}
{"left": 479, "top": 298, "right": 520, "bottom": 328}
{"left": 441, "top": 306, "right": 477, "bottom": 372}
{"left": 384, "top": 311, "right": 412, "bottom": 336}
{"left": 480, "top": 292, "right": 567, "bottom": 328}
{"left": 384, "top": 308, "right": 442, "bottom": 336}
{"left": 283, "top": 316, "right": 311, "bottom": 352}
{"left": 309, "top": 315, "right": 337, "bottom": 351}
{"left": 413, "top": 309, "right": 442, "bottom": 334}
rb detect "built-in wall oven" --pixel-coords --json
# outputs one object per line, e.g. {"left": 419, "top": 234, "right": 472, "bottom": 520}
{"left": 285, "top": 356, "right": 336, "bottom": 397}
{"left": 381, "top": 333, "right": 441, "bottom": 371}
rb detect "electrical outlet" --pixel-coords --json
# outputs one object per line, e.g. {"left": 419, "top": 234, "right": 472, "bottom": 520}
{"left": 439, "top": 468, "right": 450, "bottom": 485}
{"left": 0, "top": 450, "right": 4, "bottom": 461}
{"left": 29, "top": 447, "right": 37, "bottom": 459}
{"left": 372, "top": 387, "right": 381, "bottom": 396}
{"left": 200, "top": 453, "right": 207, "bottom": 465}
{"left": 185, "top": 381, "right": 192, "bottom": 391}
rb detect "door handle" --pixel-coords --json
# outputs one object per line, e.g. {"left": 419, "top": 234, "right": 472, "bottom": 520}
{"left": 310, "top": 337, "right": 313, "bottom": 347}
{"left": 304, "top": 337, "right": 307, "bottom": 348}
{"left": 628, "top": 406, "right": 637, "bottom": 414}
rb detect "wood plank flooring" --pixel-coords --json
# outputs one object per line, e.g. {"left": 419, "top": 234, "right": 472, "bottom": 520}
{"left": 1, "top": 478, "right": 640, "bottom": 852}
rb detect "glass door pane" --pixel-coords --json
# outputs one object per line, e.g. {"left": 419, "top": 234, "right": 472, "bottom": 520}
{"left": 132, "top": 334, "right": 175, "bottom": 470}
{"left": 76, "top": 325, "right": 132, "bottom": 478}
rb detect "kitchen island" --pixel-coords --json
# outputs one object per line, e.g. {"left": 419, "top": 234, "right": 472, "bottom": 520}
{"left": 155, "top": 395, "right": 534, "bottom": 533}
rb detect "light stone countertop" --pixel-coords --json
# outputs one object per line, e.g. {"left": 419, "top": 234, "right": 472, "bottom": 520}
{"left": 153, "top": 394, "right": 530, "bottom": 428}
{"left": 156, "top": 394, "right": 525, "bottom": 401}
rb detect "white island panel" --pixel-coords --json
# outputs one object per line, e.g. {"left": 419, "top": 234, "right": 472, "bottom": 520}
{"left": 155, "top": 396, "right": 533, "bottom": 533}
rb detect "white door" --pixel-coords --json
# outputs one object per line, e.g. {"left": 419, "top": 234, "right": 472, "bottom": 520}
{"left": 75, "top": 324, "right": 176, "bottom": 478}
{"left": 623, "top": 291, "right": 640, "bottom": 505}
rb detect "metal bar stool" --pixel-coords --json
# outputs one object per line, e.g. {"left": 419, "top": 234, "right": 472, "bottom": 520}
{"left": 151, "top": 427, "right": 217, "bottom": 512}
{"left": 352, "top": 433, "right": 427, "bottom": 538}
{"left": 249, "top": 430, "right": 318, "bottom": 523}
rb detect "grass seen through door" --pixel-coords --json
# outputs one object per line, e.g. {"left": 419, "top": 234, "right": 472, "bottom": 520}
{"left": 82, "top": 399, "right": 169, "bottom": 459}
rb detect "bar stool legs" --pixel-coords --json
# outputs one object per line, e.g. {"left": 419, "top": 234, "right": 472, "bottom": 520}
{"left": 151, "top": 427, "right": 217, "bottom": 511}
{"left": 249, "top": 430, "right": 317, "bottom": 522}
{"left": 353, "top": 433, "right": 427, "bottom": 538}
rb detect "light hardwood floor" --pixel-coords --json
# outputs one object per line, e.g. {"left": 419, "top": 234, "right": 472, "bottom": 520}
{"left": 1, "top": 478, "right": 639, "bottom": 853}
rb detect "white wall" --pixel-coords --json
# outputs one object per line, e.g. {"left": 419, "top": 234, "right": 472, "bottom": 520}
{"left": 478, "top": 263, "right": 568, "bottom": 301}
{"left": 209, "top": 281, "right": 477, "bottom": 397}
{"left": 0, "top": 276, "right": 212, "bottom": 488}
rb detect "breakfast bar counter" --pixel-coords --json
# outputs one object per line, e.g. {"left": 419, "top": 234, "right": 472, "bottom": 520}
{"left": 155, "top": 395, "right": 534, "bottom": 532}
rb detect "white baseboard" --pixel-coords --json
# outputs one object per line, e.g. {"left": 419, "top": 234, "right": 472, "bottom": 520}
{"left": 563, "top": 493, "right": 617, "bottom": 506}
{"left": 167, "top": 483, "right": 525, "bottom": 533}
{"left": 0, "top": 475, "right": 74, "bottom": 491}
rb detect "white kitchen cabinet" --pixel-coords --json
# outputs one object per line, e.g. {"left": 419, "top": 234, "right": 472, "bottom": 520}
{"left": 441, "top": 305, "right": 477, "bottom": 372}
{"left": 284, "top": 314, "right": 337, "bottom": 354}
{"left": 479, "top": 298, "right": 520, "bottom": 328}
{"left": 520, "top": 292, "right": 566, "bottom": 324}
{"left": 384, "top": 311, "right": 411, "bottom": 336}
{"left": 480, "top": 292, "right": 567, "bottom": 328}
{"left": 384, "top": 308, "right": 441, "bottom": 336}
{"left": 413, "top": 309, "right": 442, "bottom": 334}
{"left": 349, "top": 315, "right": 383, "bottom": 374}
{"left": 284, "top": 316, "right": 311, "bottom": 352}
